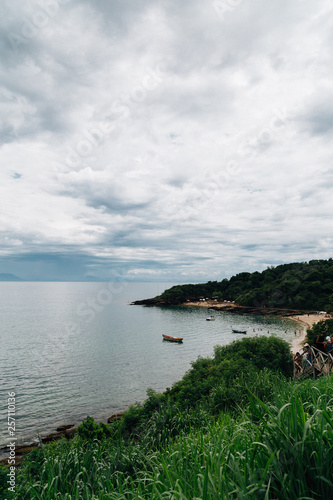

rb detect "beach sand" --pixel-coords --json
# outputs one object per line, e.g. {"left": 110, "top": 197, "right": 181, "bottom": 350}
{"left": 182, "top": 300, "right": 329, "bottom": 354}
{"left": 289, "top": 314, "right": 330, "bottom": 353}
{"left": 183, "top": 300, "right": 237, "bottom": 308}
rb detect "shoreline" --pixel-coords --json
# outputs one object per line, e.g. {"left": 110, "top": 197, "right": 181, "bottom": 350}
{"left": 181, "top": 300, "right": 329, "bottom": 354}
{"left": 0, "top": 412, "right": 124, "bottom": 466}
{"left": 288, "top": 314, "right": 330, "bottom": 353}
{"left": 2, "top": 303, "right": 329, "bottom": 465}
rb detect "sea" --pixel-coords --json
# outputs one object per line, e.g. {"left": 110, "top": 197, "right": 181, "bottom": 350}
{"left": 0, "top": 282, "right": 300, "bottom": 451}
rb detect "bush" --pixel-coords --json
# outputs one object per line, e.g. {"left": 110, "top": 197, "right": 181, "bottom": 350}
{"left": 214, "top": 335, "right": 293, "bottom": 376}
{"left": 206, "top": 368, "right": 284, "bottom": 415}
{"left": 120, "top": 402, "right": 145, "bottom": 434}
{"left": 306, "top": 319, "right": 333, "bottom": 344}
{"left": 168, "top": 336, "right": 293, "bottom": 410}
{"left": 19, "top": 447, "right": 45, "bottom": 482}
{"left": 77, "top": 416, "right": 112, "bottom": 440}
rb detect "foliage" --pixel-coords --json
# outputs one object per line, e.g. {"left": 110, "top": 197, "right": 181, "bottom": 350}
{"left": 214, "top": 335, "right": 293, "bottom": 376}
{"left": 14, "top": 373, "right": 333, "bottom": 499}
{"left": 167, "top": 336, "right": 293, "bottom": 411}
{"left": 110, "top": 337, "right": 292, "bottom": 437}
{"left": 19, "top": 447, "right": 45, "bottom": 481}
{"left": 10, "top": 337, "right": 294, "bottom": 498}
{"left": 158, "top": 258, "right": 333, "bottom": 310}
{"left": 118, "top": 389, "right": 168, "bottom": 437}
{"left": 0, "top": 464, "right": 15, "bottom": 499}
{"left": 77, "top": 415, "right": 113, "bottom": 441}
{"left": 305, "top": 318, "right": 333, "bottom": 344}
{"left": 104, "top": 337, "right": 293, "bottom": 438}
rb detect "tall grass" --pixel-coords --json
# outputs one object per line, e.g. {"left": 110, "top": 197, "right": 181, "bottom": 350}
{"left": 136, "top": 376, "right": 333, "bottom": 499}
{"left": 10, "top": 373, "right": 333, "bottom": 499}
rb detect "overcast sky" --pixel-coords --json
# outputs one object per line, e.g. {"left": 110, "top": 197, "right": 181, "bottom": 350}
{"left": 0, "top": 0, "right": 332, "bottom": 282}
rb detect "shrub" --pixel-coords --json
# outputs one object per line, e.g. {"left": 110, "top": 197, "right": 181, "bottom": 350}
{"left": 168, "top": 336, "right": 293, "bottom": 410}
{"left": 306, "top": 319, "right": 333, "bottom": 344}
{"left": 19, "top": 447, "right": 45, "bottom": 481}
{"left": 77, "top": 416, "right": 112, "bottom": 440}
{"left": 214, "top": 335, "right": 293, "bottom": 377}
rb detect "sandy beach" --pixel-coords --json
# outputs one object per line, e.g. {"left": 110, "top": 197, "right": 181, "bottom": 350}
{"left": 182, "top": 300, "right": 238, "bottom": 309}
{"left": 289, "top": 314, "right": 331, "bottom": 353}
{"left": 182, "top": 300, "right": 330, "bottom": 354}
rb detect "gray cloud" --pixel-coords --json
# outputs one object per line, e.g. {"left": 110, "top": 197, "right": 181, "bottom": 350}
{"left": 0, "top": 0, "right": 332, "bottom": 281}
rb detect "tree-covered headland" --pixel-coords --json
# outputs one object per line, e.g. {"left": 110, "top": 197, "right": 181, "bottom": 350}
{"left": 157, "top": 259, "right": 333, "bottom": 311}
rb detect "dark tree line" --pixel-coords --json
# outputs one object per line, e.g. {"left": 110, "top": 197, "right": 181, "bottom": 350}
{"left": 160, "top": 259, "right": 333, "bottom": 311}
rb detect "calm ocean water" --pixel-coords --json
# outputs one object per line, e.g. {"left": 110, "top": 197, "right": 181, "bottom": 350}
{"left": 0, "top": 282, "right": 299, "bottom": 450}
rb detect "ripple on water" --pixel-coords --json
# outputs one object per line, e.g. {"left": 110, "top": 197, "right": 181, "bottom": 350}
{"left": 0, "top": 283, "right": 297, "bottom": 447}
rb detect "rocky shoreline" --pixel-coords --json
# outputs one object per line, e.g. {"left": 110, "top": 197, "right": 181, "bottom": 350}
{"left": 131, "top": 297, "right": 317, "bottom": 317}
{"left": 0, "top": 413, "right": 124, "bottom": 468}
{"left": 2, "top": 301, "right": 323, "bottom": 468}
{"left": 0, "top": 426, "right": 77, "bottom": 468}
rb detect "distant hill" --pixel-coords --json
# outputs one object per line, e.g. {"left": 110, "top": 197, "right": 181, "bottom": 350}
{"left": 83, "top": 275, "right": 100, "bottom": 282}
{"left": 141, "top": 259, "right": 333, "bottom": 312}
{"left": 0, "top": 273, "right": 24, "bottom": 281}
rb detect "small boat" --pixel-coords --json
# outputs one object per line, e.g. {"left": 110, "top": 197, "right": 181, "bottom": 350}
{"left": 232, "top": 329, "right": 247, "bottom": 334}
{"left": 206, "top": 316, "right": 215, "bottom": 321}
{"left": 162, "top": 334, "right": 183, "bottom": 343}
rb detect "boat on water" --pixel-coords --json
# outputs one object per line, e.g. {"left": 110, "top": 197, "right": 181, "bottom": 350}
{"left": 232, "top": 329, "right": 247, "bottom": 334}
{"left": 162, "top": 334, "right": 183, "bottom": 343}
{"left": 206, "top": 316, "right": 215, "bottom": 321}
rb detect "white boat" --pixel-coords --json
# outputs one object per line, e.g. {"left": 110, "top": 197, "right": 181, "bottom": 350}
{"left": 206, "top": 316, "right": 215, "bottom": 321}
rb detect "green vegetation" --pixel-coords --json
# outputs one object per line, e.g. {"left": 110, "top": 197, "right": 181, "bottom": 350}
{"left": 159, "top": 258, "right": 333, "bottom": 311}
{"left": 305, "top": 318, "right": 333, "bottom": 345}
{"left": 77, "top": 415, "right": 114, "bottom": 441}
{"left": 2, "top": 336, "right": 333, "bottom": 499}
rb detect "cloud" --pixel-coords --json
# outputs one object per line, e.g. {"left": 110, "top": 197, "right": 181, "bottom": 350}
{"left": 0, "top": 0, "right": 332, "bottom": 281}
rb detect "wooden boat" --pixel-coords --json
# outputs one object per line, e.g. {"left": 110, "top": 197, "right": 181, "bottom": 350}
{"left": 232, "top": 329, "right": 247, "bottom": 334}
{"left": 162, "top": 334, "right": 183, "bottom": 343}
{"left": 206, "top": 316, "right": 215, "bottom": 321}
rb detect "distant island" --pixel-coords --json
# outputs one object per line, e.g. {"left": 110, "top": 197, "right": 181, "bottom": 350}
{"left": 0, "top": 273, "right": 24, "bottom": 281}
{"left": 133, "top": 259, "right": 333, "bottom": 314}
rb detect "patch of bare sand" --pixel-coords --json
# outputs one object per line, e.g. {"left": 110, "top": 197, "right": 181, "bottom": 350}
{"left": 290, "top": 314, "right": 331, "bottom": 354}
{"left": 182, "top": 300, "right": 236, "bottom": 309}
{"left": 182, "top": 301, "right": 331, "bottom": 354}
